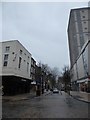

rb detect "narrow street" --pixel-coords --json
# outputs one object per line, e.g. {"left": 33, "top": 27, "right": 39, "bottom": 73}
{"left": 2, "top": 91, "right": 89, "bottom": 118}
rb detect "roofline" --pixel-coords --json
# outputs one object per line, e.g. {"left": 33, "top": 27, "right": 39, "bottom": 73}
{"left": 70, "top": 7, "right": 90, "bottom": 11}
{"left": 0, "top": 40, "right": 32, "bottom": 56}
{"left": 31, "top": 57, "right": 36, "bottom": 63}
{"left": 0, "top": 39, "right": 19, "bottom": 43}
{"left": 67, "top": 7, "right": 90, "bottom": 33}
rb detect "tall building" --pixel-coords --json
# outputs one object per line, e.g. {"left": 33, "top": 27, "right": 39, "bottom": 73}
{"left": 68, "top": 7, "right": 90, "bottom": 68}
{"left": 0, "top": 40, "right": 32, "bottom": 95}
{"left": 68, "top": 7, "right": 90, "bottom": 92}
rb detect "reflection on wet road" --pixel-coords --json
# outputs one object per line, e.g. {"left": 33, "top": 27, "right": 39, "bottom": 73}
{"left": 2, "top": 91, "right": 89, "bottom": 118}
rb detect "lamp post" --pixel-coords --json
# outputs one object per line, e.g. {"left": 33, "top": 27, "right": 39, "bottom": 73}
{"left": 41, "top": 70, "right": 45, "bottom": 94}
{"left": 36, "top": 66, "right": 41, "bottom": 96}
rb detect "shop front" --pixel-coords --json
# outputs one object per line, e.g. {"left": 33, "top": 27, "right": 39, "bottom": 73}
{"left": 77, "top": 78, "right": 90, "bottom": 92}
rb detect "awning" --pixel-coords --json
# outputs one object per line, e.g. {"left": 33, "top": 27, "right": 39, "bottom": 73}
{"left": 77, "top": 78, "right": 89, "bottom": 83}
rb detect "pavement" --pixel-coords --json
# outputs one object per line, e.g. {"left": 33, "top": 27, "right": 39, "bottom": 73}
{"left": 2, "top": 90, "right": 51, "bottom": 102}
{"left": 69, "top": 91, "right": 90, "bottom": 103}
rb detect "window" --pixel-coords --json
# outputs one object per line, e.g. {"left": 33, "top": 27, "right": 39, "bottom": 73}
{"left": 5, "top": 46, "right": 10, "bottom": 52}
{"left": 85, "top": 27, "right": 87, "bottom": 30}
{"left": 85, "top": 33, "right": 88, "bottom": 36}
{"left": 3, "top": 54, "right": 9, "bottom": 67}
{"left": 18, "top": 57, "right": 22, "bottom": 68}
{"left": 4, "top": 54, "right": 9, "bottom": 60}
{"left": 3, "top": 61, "right": 8, "bottom": 67}
{"left": 83, "top": 16, "right": 85, "bottom": 18}
{"left": 84, "top": 21, "right": 86, "bottom": 24}
{"left": 28, "top": 56, "right": 30, "bottom": 60}
{"left": 82, "top": 10, "right": 84, "bottom": 13}
{"left": 12, "top": 52, "right": 15, "bottom": 54}
{"left": 27, "top": 62, "right": 29, "bottom": 72}
{"left": 20, "top": 50, "right": 22, "bottom": 55}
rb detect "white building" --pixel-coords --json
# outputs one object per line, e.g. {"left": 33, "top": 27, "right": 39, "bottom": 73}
{"left": 0, "top": 40, "right": 32, "bottom": 95}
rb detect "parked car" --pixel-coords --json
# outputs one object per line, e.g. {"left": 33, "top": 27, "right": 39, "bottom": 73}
{"left": 53, "top": 88, "right": 59, "bottom": 93}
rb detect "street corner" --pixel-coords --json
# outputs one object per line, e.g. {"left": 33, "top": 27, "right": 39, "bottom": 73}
{"left": 2, "top": 93, "right": 36, "bottom": 102}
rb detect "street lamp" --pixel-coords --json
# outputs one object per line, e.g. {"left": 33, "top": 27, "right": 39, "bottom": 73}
{"left": 41, "top": 70, "right": 44, "bottom": 94}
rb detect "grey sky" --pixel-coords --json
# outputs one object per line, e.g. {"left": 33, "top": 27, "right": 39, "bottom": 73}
{"left": 1, "top": 2, "right": 88, "bottom": 71}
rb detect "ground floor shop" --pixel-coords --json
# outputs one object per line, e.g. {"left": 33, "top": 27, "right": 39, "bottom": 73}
{"left": 71, "top": 79, "right": 90, "bottom": 93}
{"left": 1, "top": 76, "right": 31, "bottom": 95}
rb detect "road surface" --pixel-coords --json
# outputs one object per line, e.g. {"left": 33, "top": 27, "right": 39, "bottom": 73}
{"left": 2, "top": 91, "right": 89, "bottom": 118}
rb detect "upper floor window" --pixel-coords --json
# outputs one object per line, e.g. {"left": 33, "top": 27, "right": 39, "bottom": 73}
{"left": 4, "top": 54, "right": 9, "bottom": 60}
{"left": 3, "top": 61, "right": 8, "bottom": 67}
{"left": 85, "top": 27, "right": 87, "bottom": 30}
{"left": 82, "top": 16, "right": 85, "bottom": 18}
{"left": 28, "top": 56, "right": 30, "bottom": 60}
{"left": 84, "top": 21, "right": 86, "bottom": 24}
{"left": 27, "top": 62, "right": 29, "bottom": 72}
{"left": 18, "top": 57, "right": 22, "bottom": 69}
{"left": 5, "top": 46, "right": 10, "bottom": 52}
{"left": 82, "top": 10, "right": 84, "bottom": 13}
{"left": 24, "top": 53, "right": 26, "bottom": 56}
{"left": 20, "top": 50, "right": 22, "bottom": 55}
{"left": 12, "top": 52, "right": 15, "bottom": 54}
{"left": 3, "top": 54, "right": 9, "bottom": 67}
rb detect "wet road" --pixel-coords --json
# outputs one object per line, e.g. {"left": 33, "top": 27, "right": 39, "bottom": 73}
{"left": 2, "top": 91, "right": 89, "bottom": 118}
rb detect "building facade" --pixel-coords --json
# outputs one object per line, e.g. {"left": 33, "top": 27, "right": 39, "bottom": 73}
{"left": 68, "top": 7, "right": 90, "bottom": 67}
{"left": 30, "top": 57, "right": 36, "bottom": 81}
{"left": 0, "top": 40, "right": 32, "bottom": 95}
{"left": 68, "top": 7, "right": 90, "bottom": 92}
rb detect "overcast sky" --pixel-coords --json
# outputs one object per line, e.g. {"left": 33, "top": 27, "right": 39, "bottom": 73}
{"left": 1, "top": 1, "right": 88, "bottom": 72}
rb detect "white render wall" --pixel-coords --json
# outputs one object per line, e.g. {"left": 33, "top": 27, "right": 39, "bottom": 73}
{"left": 0, "top": 40, "right": 32, "bottom": 80}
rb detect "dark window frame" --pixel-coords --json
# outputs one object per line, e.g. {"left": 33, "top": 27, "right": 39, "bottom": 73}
{"left": 5, "top": 46, "right": 10, "bottom": 52}
{"left": 18, "top": 57, "right": 22, "bottom": 69}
